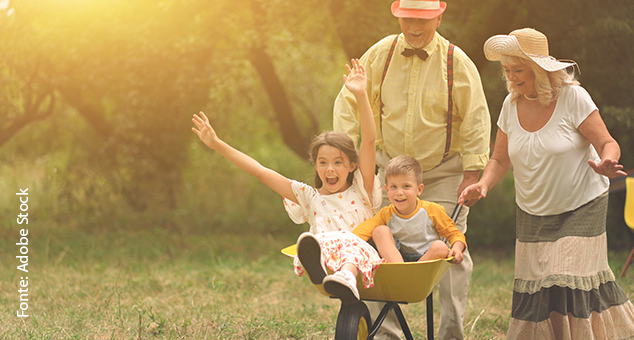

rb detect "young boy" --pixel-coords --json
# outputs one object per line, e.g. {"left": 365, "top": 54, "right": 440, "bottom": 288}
{"left": 353, "top": 155, "right": 466, "bottom": 264}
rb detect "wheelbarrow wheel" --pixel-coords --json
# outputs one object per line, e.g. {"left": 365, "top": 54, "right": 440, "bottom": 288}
{"left": 334, "top": 301, "right": 371, "bottom": 340}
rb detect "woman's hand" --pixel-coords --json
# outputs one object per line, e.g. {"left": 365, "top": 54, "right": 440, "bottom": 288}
{"left": 191, "top": 111, "right": 220, "bottom": 149}
{"left": 458, "top": 182, "right": 487, "bottom": 207}
{"left": 343, "top": 58, "right": 367, "bottom": 95}
{"left": 588, "top": 158, "right": 627, "bottom": 179}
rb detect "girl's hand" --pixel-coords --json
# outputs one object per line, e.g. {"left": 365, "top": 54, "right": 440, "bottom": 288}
{"left": 458, "top": 182, "right": 487, "bottom": 207}
{"left": 343, "top": 58, "right": 367, "bottom": 95}
{"left": 588, "top": 158, "right": 627, "bottom": 179}
{"left": 192, "top": 111, "right": 220, "bottom": 149}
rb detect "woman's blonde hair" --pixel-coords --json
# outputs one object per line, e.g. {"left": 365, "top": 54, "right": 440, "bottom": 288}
{"left": 500, "top": 55, "right": 579, "bottom": 106}
{"left": 307, "top": 131, "right": 358, "bottom": 188}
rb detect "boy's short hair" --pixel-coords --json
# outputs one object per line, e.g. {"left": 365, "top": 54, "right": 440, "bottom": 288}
{"left": 385, "top": 155, "right": 423, "bottom": 185}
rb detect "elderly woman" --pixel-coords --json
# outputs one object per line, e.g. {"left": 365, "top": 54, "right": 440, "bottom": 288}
{"left": 460, "top": 28, "right": 634, "bottom": 339}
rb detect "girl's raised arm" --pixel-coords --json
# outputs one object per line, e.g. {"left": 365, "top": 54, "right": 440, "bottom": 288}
{"left": 344, "top": 59, "right": 376, "bottom": 201}
{"left": 192, "top": 112, "right": 299, "bottom": 204}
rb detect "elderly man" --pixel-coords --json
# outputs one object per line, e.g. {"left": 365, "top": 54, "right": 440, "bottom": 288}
{"left": 333, "top": 0, "right": 491, "bottom": 339}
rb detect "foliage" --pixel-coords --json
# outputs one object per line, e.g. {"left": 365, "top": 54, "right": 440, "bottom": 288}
{"left": 465, "top": 173, "right": 517, "bottom": 251}
{"left": 0, "top": 0, "right": 633, "bottom": 250}
{"left": 1, "top": 0, "right": 219, "bottom": 214}
{"left": 0, "top": 0, "right": 342, "bottom": 216}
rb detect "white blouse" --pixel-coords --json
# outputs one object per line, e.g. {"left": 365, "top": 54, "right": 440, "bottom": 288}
{"left": 498, "top": 85, "right": 609, "bottom": 216}
{"left": 282, "top": 169, "right": 383, "bottom": 234}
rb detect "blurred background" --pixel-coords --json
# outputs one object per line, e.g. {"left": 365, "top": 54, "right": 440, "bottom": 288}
{"left": 1, "top": 0, "right": 633, "bottom": 252}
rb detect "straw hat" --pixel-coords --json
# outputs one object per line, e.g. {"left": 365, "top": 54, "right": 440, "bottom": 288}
{"left": 391, "top": 0, "right": 446, "bottom": 19}
{"left": 483, "top": 28, "right": 575, "bottom": 72}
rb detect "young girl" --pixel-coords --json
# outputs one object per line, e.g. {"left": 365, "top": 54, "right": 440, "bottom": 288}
{"left": 192, "top": 59, "right": 385, "bottom": 302}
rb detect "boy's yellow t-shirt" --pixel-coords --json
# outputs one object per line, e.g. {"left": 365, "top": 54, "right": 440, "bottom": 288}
{"left": 352, "top": 198, "right": 466, "bottom": 251}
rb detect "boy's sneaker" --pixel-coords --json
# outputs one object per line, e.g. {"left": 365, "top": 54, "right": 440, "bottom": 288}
{"left": 323, "top": 270, "right": 360, "bottom": 304}
{"left": 296, "top": 232, "right": 327, "bottom": 284}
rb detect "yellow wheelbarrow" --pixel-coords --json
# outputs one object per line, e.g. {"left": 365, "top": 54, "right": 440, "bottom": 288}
{"left": 281, "top": 204, "right": 462, "bottom": 340}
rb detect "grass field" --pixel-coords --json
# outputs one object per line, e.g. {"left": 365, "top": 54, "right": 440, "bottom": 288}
{"left": 2, "top": 229, "right": 634, "bottom": 339}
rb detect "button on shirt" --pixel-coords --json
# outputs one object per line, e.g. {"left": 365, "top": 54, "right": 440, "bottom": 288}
{"left": 334, "top": 32, "right": 490, "bottom": 171}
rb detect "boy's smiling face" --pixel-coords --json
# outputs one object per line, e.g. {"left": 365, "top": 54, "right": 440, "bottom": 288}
{"left": 386, "top": 173, "right": 424, "bottom": 215}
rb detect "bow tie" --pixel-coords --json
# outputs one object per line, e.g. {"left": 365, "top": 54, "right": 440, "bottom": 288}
{"left": 402, "top": 48, "right": 429, "bottom": 61}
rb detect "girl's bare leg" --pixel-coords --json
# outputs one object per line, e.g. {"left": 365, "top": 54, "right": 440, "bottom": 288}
{"left": 340, "top": 263, "right": 358, "bottom": 277}
{"left": 324, "top": 262, "right": 360, "bottom": 304}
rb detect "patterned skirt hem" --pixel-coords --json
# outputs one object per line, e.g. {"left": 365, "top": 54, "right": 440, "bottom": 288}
{"left": 507, "top": 301, "right": 634, "bottom": 340}
{"left": 514, "top": 270, "right": 616, "bottom": 294}
{"left": 512, "top": 281, "right": 630, "bottom": 322}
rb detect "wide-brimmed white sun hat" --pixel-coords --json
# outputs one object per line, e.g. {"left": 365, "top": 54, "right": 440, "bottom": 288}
{"left": 391, "top": 0, "right": 446, "bottom": 19}
{"left": 484, "top": 28, "right": 575, "bottom": 72}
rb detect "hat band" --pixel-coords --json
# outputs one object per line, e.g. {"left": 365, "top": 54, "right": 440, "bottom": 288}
{"left": 399, "top": 0, "right": 440, "bottom": 10}
{"left": 525, "top": 53, "right": 550, "bottom": 59}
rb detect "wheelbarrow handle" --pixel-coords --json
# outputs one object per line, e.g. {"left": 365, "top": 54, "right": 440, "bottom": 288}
{"left": 450, "top": 203, "right": 463, "bottom": 222}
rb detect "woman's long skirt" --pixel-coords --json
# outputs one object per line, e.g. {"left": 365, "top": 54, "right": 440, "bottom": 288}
{"left": 507, "top": 193, "right": 634, "bottom": 339}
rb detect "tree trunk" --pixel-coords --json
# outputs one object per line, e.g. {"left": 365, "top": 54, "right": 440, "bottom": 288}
{"left": 0, "top": 92, "right": 54, "bottom": 148}
{"left": 248, "top": 45, "right": 312, "bottom": 158}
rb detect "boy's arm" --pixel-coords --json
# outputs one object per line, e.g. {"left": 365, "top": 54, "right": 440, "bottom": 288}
{"left": 352, "top": 207, "right": 390, "bottom": 241}
{"left": 425, "top": 202, "right": 467, "bottom": 251}
{"left": 427, "top": 202, "right": 466, "bottom": 264}
{"left": 447, "top": 241, "right": 465, "bottom": 264}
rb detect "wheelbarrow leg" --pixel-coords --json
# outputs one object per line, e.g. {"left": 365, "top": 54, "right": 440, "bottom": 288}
{"left": 426, "top": 293, "right": 434, "bottom": 340}
{"left": 370, "top": 295, "right": 432, "bottom": 340}
{"left": 392, "top": 304, "right": 414, "bottom": 340}
{"left": 367, "top": 302, "right": 391, "bottom": 339}
{"left": 366, "top": 302, "right": 413, "bottom": 340}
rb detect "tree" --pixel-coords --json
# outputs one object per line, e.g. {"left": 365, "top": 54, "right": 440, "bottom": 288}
{"left": 2, "top": 0, "right": 631, "bottom": 239}
{"left": 0, "top": 2, "right": 57, "bottom": 148}
{"left": 0, "top": 0, "right": 218, "bottom": 212}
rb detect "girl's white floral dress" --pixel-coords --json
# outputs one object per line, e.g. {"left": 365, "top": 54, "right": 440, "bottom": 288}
{"left": 283, "top": 169, "right": 385, "bottom": 288}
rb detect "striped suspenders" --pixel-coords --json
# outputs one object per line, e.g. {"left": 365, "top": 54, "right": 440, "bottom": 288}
{"left": 444, "top": 43, "right": 455, "bottom": 162}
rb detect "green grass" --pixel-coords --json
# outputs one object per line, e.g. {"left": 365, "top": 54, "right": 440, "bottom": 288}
{"left": 2, "top": 229, "right": 634, "bottom": 339}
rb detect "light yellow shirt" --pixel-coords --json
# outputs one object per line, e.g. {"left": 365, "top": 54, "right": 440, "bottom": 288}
{"left": 334, "top": 32, "right": 491, "bottom": 171}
